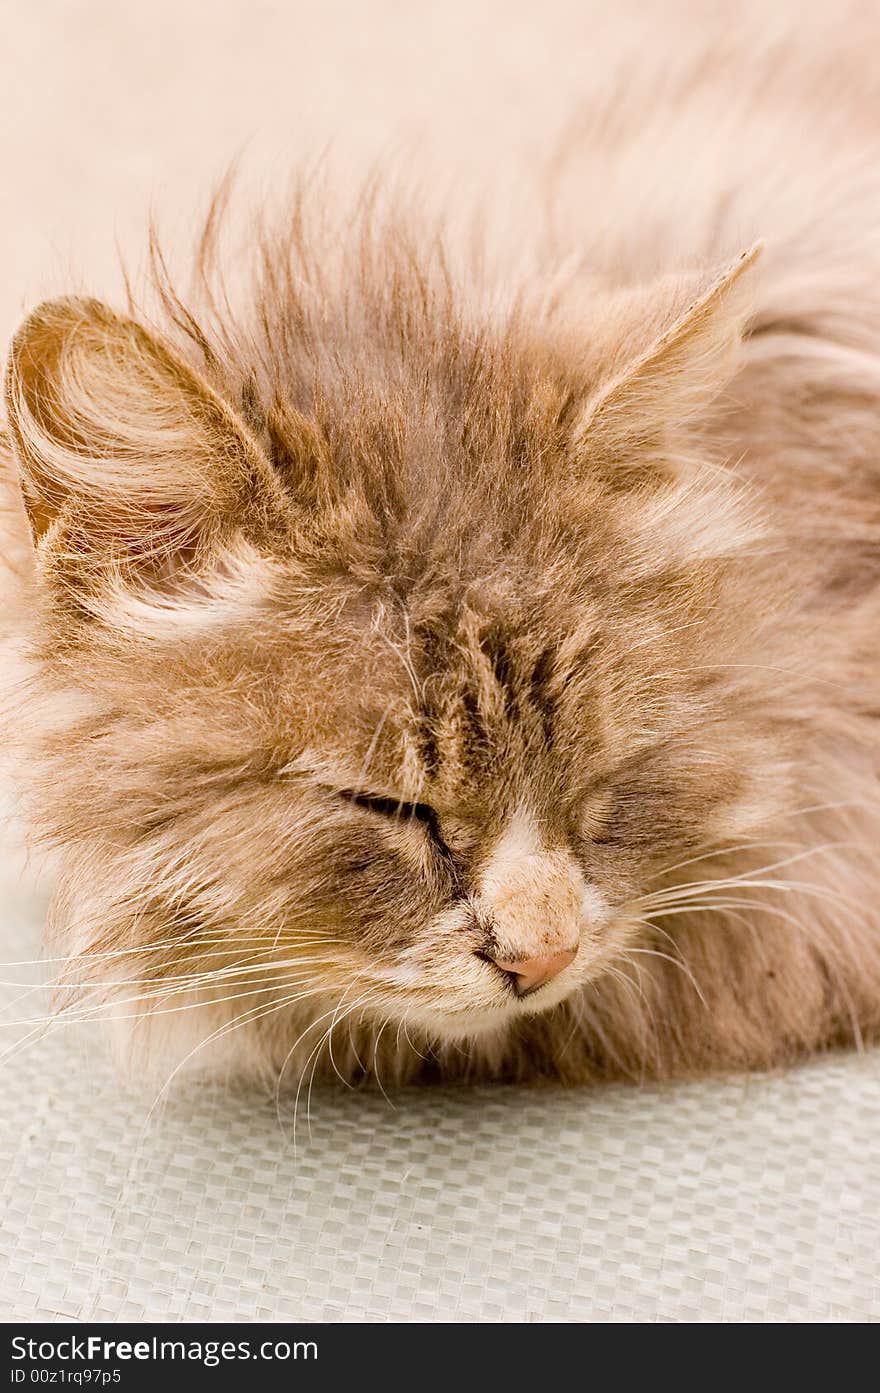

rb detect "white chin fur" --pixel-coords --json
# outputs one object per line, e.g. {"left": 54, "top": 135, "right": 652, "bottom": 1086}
{"left": 397, "top": 977, "right": 579, "bottom": 1041}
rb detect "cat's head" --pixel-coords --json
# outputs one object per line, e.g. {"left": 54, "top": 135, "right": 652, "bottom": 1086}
{"left": 3, "top": 232, "right": 784, "bottom": 1063}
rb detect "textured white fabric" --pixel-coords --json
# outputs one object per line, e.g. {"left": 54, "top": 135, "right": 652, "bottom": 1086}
{"left": 1, "top": 817, "right": 879, "bottom": 1323}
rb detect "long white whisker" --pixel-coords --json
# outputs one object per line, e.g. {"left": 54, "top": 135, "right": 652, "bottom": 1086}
{"left": 649, "top": 805, "right": 880, "bottom": 883}
{"left": 645, "top": 842, "right": 874, "bottom": 901}
{"left": 144, "top": 985, "right": 335, "bottom": 1122}
{"left": 0, "top": 930, "right": 348, "bottom": 973}
{"left": 0, "top": 969, "right": 338, "bottom": 1040}
{"left": 290, "top": 982, "right": 380, "bottom": 1152}
{"left": 625, "top": 947, "right": 708, "bottom": 1007}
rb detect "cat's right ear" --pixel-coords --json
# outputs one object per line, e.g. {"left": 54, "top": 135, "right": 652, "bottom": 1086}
{"left": 4, "top": 296, "right": 291, "bottom": 566}
{"left": 571, "top": 244, "right": 762, "bottom": 480}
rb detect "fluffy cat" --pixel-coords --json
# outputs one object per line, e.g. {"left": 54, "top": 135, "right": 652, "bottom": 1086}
{"left": 2, "top": 16, "right": 880, "bottom": 1088}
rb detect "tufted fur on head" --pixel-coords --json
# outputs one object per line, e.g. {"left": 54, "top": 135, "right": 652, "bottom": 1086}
{"left": 3, "top": 23, "right": 880, "bottom": 1089}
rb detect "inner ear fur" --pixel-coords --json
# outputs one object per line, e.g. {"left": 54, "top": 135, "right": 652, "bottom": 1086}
{"left": 3, "top": 296, "right": 291, "bottom": 557}
{"left": 573, "top": 243, "right": 763, "bottom": 469}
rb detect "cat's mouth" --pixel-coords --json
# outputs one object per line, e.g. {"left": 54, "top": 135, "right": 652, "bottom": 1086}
{"left": 373, "top": 960, "right": 583, "bottom": 1040}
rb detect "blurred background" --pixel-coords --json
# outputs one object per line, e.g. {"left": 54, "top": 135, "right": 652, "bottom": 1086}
{"left": 1, "top": 0, "right": 600, "bottom": 347}
{"left": 2, "top": 0, "right": 819, "bottom": 349}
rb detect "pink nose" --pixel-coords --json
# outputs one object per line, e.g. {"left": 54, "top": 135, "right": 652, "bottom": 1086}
{"left": 492, "top": 947, "right": 577, "bottom": 996}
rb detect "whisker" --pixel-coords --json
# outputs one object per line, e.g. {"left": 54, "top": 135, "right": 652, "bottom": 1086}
{"left": 643, "top": 873, "right": 872, "bottom": 922}
{"left": 401, "top": 1012, "right": 430, "bottom": 1064}
{"left": 0, "top": 949, "right": 352, "bottom": 996}
{"left": 370, "top": 1014, "right": 396, "bottom": 1109}
{"left": 0, "top": 966, "right": 340, "bottom": 1039}
{"left": 645, "top": 840, "right": 875, "bottom": 898}
{"left": 0, "top": 930, "right": 348, "bottom": 972}
{"left": 270, "top": 965, "right": 375, "bottom": 1142}
{"left": 291, "top": 982, "right": 380, "bottom": 1151}
{"left": 145, "top": 985, "right": 336, "bottom": 1123}
{"left": 625, "top": 947, "right": 708, "bottom": 1007}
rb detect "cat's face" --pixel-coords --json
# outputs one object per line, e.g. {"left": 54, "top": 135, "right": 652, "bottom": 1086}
{"left": 4, "top": 238, "right": 782, "bottom": 1052}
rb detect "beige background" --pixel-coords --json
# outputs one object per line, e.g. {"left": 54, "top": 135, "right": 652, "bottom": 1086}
{"left": 0, "top": 0, "right": 833, "bottom": 349}
{"left": 1, "top": 0, "right": 628, "bottom": 351}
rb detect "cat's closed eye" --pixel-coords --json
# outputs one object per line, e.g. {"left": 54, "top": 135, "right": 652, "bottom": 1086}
{"left": 335, "top": 787, "right": 458, "bottom": 852}
{"left": 337, "top": 788, "right": 438, "bottom": 829}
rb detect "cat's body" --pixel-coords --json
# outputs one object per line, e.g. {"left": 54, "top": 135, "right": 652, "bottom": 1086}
{"left": 3, "top": 12, "right": 880, "bottom": 1087}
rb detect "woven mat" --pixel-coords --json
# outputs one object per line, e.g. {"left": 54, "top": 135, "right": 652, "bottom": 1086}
{"left": 1, "top": 823, "right": 878, "bottom": 1323}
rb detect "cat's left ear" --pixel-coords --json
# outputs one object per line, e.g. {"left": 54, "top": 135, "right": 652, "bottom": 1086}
{"left": 573, "top": 243, "right": 762, "bottom": 473}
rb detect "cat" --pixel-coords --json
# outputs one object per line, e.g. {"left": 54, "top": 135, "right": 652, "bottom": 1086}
{"left": 2, "top": 13, "right": 880, "bottom": 1089}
